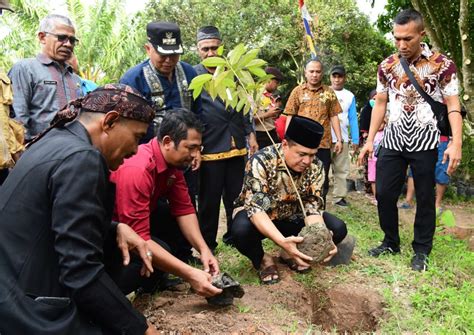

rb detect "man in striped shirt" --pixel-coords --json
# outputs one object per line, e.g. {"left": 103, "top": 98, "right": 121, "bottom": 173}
{"left": 358, "top": 9, "right": 463, "bottom": 271}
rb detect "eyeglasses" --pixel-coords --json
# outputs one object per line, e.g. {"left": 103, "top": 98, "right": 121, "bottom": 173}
{"left": 44, "top": 32, "right": 79, "bottom": 46}
{"left": 199, "top": 46, "right": 219, "bottom": 53}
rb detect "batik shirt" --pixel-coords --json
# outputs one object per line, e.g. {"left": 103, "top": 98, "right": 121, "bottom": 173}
{"left": 377, "top": 43, "right": 459, "bottom": 152}
{"left": 285, "top": 83, "right": 342, "bottom": 149}
{"left": 234, "top": 144, "right": 325, "bottom": 221}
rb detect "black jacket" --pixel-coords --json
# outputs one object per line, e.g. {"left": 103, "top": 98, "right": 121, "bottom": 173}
{"left": 194, "top": 64, "right": 253, "bottom": 155}
{"left": 0, "top": 121, "right": 147, "bottom": 334}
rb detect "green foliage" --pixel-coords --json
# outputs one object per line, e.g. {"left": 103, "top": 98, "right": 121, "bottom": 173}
{"left": 235, "top": 303, "right": 251, "bottom": 313}
{"left": 0, "top": 0, "right": 146, "bottom": 83}
{"left": 189, "top": 44, "right": 269, "bottom": 115}
{"left": 0, "top": 0, "right": 48, "bottom": 70}
{"left": 142, "top": 0, "right": 393, "bottom": 107}
{"left": 304, "top": 0, "right": 394, "bottom": 103}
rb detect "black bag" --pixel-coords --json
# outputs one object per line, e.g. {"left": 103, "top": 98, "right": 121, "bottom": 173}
{"left": 400, "top": 57, "right": 466, "bottom": 136}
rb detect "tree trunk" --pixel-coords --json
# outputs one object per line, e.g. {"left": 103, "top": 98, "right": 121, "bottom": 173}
{"left": 459, "top": 0, "right": 473, "bottom": 119}
{"left": 410, "top": 0, "right": 443, "bottom": 51}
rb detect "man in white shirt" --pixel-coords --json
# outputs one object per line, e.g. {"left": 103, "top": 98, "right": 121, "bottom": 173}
{"left": 330, "top": 65, "right": 359, "bottom": 207}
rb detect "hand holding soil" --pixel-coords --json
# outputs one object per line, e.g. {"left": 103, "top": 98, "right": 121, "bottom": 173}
{"left": 281, "top": 235, "right": 313, "bottom": 267}
{"left": 297, "top": 224, "right": 335, "bottom": 263}
{"left": 187, "top": 268, "right": 222, "bottom": 297}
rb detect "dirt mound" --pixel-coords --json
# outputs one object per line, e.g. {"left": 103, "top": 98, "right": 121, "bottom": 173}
{"left": 298, "top": 223, "right": 334, "bottom": 263}
{"left": 134, "top": 268, "right": 314, "bottom": 334}
{"left": 311, "top": 283, "right": 384, "bottom": 333}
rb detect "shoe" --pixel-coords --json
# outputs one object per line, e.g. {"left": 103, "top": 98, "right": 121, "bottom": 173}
{"left": 335, "top": 199, "right": 349, "bottom": 207}
{"left": 327, "top": 235, "right": 356, "bottom": 266}
{"left": 368, "top": 244, "right": 400, "bottom": 257}
{"left": 399, "top": 202, "right": 413, "bottom": 209}
{"left": 411, "top": 253, "right": 429, "bottom": 271}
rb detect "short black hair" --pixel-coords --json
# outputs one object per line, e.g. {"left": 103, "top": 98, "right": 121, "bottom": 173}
{"left": 158, "top": 108, "right": 204, "bottom": 146}
{"left": 305, "top": 58, "right": 323, "bottom": 71}
{"left": 393, "top": 9, "right": 424, "bottom": 31}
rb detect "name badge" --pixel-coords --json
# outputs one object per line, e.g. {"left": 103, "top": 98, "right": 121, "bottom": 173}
{"left": 44, "top": 80, "right": 57, "bottom": 85}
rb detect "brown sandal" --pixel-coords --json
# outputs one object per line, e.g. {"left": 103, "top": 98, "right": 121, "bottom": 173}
{"left": 258, "top": 264, "right": 280, "bottom": 285}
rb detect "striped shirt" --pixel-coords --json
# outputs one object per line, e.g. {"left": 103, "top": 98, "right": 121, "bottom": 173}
{"left": 9, "top": 54, "right": 82, "bottom": 140}
{"left": 376, "top": 43, "right": 458, "bottom": 152}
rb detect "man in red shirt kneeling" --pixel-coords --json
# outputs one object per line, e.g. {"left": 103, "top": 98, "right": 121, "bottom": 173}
{"left": 109, "top": 109, "right": 221, "bottom": 298}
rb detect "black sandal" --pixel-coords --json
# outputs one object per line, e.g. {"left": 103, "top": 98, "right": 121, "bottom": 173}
{"left": 258, "top": 264, "right": 280, "bottom": 285}
{"left": 278, "top": 257, "right": 311, "bottom": 274}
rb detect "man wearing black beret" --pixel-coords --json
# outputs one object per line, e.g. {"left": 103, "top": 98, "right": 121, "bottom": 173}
{"left": 194, "top": 25, "right": 258, "bottom": 252}
{"left": 231, "top": 116, "right": 349, "bottom": 284}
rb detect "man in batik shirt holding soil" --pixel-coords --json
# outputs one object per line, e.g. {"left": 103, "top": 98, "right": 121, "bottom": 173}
{"left": 231, "top": 116, "right": 348, "bottom": 284}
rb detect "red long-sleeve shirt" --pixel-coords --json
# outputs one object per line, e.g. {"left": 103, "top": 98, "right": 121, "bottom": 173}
{"left": 110, "top": 138, "right": 195, "bottom": 240}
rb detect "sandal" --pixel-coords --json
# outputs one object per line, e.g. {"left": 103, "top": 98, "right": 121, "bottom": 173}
{"left": 278, "top": 257, "right": 311, "bottom": 274}
{"left": 258, "top": 264, "right": 280, "bottom": 285}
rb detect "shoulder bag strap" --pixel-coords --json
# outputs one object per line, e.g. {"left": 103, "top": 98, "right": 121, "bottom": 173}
{"left": 400, "top": 57, "right": 440, "bottom": 115}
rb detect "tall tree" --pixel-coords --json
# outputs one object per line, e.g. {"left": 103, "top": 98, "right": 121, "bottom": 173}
{"left": 0, "top": 0, "right": 146, "bottom": 83}
{"left": 0, "top": 0, "right": 48, "bottom": 70}
{"left": 142, "top": 0, "right": 393, "bottom": 106}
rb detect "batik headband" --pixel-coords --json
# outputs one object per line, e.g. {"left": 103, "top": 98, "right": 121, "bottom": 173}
{"left": 27, "top": 84, "right": 154, "bottom": 148}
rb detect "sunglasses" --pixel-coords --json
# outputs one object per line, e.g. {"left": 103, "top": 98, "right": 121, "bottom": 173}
{"left": 44, "top": 32, "right": 79, "bottom": 46}
{"left": 200, "top": 46, "right": 219, "bottom": 52}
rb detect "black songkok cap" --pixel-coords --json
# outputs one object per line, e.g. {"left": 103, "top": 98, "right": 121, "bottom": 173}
{"left": 197, "top": 25, "right": 221, "bottom": 42}
{"left": 285, "top": 116, "right": 324, "bottom": 149}
{"left": 147, "top": 21, "right": 183, "bottom": 55}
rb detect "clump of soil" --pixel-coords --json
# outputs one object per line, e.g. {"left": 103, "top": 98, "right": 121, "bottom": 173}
{"left": 297, "top": 224, "right": 334, "bottom": 263}
{"left": 312, "top": 283, "right": 384, "bottom": 333}
{"left": 207, "top": 272, "right": 245, "bottom": 306}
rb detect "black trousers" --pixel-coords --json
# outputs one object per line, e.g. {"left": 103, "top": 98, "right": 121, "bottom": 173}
{"left": 376, "top": 147, "right": 437, "bottom": 254}
{"left": 0, "top": 169, "right": 8, "bottom": 185}
{"left": 231, "top": 210, "right": 347, "bottom": 269}
{"left": 106, "top": 200, "right": 193, "bottom": 295}
{"left": 198, "top": 156, "right": 245, "bottom": 250}
{"left": 316, "top": 148, "right": 331, "bottom": 207}
{"left": 256, "top": 129, "right": 280, "bottom": 149}
{"left": 150, "top": 198, "right": 193, "bottom": 262}
{"left": 106, "top": 236, "right": 170, "bottom": 295}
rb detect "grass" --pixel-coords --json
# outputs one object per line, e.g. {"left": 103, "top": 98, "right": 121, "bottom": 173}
{"left": 331, "top": 197, "right": 474, "bottom": 334}
{"left": 215, "top": 193, "right": 474, "bottom": 333}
